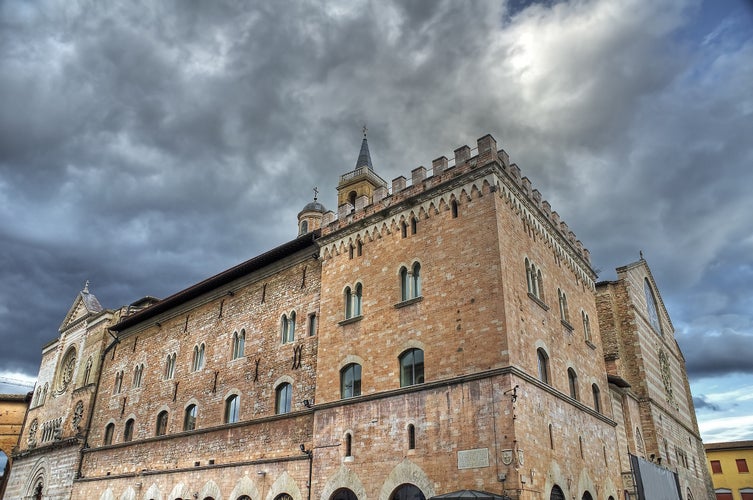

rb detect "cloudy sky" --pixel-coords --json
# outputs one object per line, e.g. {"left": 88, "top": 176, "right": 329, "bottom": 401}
{"left": 1, "top": 0, "right": 751, "bottom": 445}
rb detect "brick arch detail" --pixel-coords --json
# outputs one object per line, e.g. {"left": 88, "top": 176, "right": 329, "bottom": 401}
{"left": 22, "top": 456, "right": 48, "bottom": 498}
{"left": 319, "top": 464, "right": 368, "bottom": 500}
{"left": 168, "top": 481, "right": 191, "bottom": 500}
{"left": 228, "top": 475, "right": 260, "bottom": 500}
{"left": 377, "top": 459, "right": 434, "bottom": 500}
{"left": 199, "top": 479, "right": 222, "bottom": 500}
{"left": 266, "top": 470, "right": 304, "bottom": 500}
{"left": 120, "top": 486, "right": 137, "bottom": 500}
{"left": 143, "top": 482, "right": 163, "bottom": 500}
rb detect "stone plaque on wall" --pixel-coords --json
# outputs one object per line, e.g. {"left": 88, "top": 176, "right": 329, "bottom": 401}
{"left": 457, "top": 448, "right": 490, "bottom": 469}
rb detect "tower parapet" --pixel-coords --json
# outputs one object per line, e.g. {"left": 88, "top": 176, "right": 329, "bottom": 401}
{"left": 323, "top": 133, "right": 594, "bottom": 282}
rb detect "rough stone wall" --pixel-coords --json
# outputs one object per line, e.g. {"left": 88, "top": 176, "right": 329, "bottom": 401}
{"left": 83, "top": 250, "right": 321, "bottom": 477}
{"left": 4, "top": 444, "right": 80, "bottom": 500}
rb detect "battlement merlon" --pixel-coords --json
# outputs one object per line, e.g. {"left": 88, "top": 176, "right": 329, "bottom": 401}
{"left": 321, "top": 134, "right": 594, "bottom": 276}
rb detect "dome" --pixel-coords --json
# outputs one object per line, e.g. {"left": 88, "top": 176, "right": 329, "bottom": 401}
{"left": 299, "top": 200, "right": 326, "bottom": 215}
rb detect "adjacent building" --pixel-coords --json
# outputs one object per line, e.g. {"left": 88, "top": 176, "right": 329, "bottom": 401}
{"left": 0, "top": 392, "right": 31, "bottom": 498}
{"left": 6, "top": 133, "right": 713, "bottom": 500}
{"left": 705, "top": 441, "right": 753, "bottom": 500}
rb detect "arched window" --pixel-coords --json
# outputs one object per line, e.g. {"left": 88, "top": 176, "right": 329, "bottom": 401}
{"left": 345, "top": 433, "right": 352, "bottom": 457}
{"left": 644, "top": 278, "right": 662, "bottom": 334}
{"left": 582, "top": 493, "right": 594, "bottom": 500}
{"left": 281, "top": 312, "right": 296, "bottom": 344}
{"left": 549, "top": 423, "right": 555, "bottom": 449}
{"left": 399, "top": 348, "right": 424, "bottom": 387}
{"left": 184, "top": 404, "right": 197, "bottom": 431}
{"left": 400, "top": 267, "right": 410, "bottom": 301}
{"left": 451, "top": 199, "right": 459, "bottom": 218}
{"left": 341, "top": 363, "right": 362, "bottom": 398}
{"left": 582, "top": 311, "right": 592, "bottom": 342}
{"left": 331, "top": 489, "right": 358, "bottom": 500}
{"left": 114, "top": 371, "right": 123, "bottom": 394}
{"left": 83, "top": 357, "right": 93, "bottom": 385}
{"left": 124, "top": 418, "right": 134, "bottom": 442}
{"left": 592, "top": 384, "right": 601, "bottom": 413}
{"left": 41, "top": 383, "right": 48, "bottom": 404}
{"left": 526, "top": 259, "right": 544, "bottom": 301}
{"left": 276, "top": 383, "right": 292, "bottom": 414}
{"left": 353, "top": 283, "right": 362, "bottom": 316}
{"left": 165, "top": 353, "right": 176, "bottom": 379}
{"left": 232, "top": 330, "right": 245, "bottom": 360}
{"left": 349, "top": 244, "right": 355, "bottom": 259}
{"left": 390, "top": 484, "right": 425, "bottom": 500}
{"left": 344, "top": 287, "right": 353, "bottom": 319}
{"left": 558, "top": 289, "right": 569, "bottom": 323}
{"left": 132, "top": 364, "right": 143, "bottom": 388}
{"left": 537, "top": 348, "right": 549, "bottom": 384}
{"left": 104, "top": 423, "right": 114, "bottom": 445}
{"left": 401, "top": 221, "right": 408, "bottom": 238}
{"left": 156, "top": 411, "right": 168, "bottom": 436}
{"left": 399, "top": 263, "right": 422, "bottom": 302}
{"left": 410, "top": 216, "right": 417, "bottom": 235}
{"left": 356, "top": 240, "right": 363, "bottom": 256}
{"left": 300, "top": 220, "right": 308, "bottom": 235}
{"left": 192, "top": 344, "right": 205, "bottom": 371}
{"left": 408, "top": 424, "right": 416, "bottom": 450}
{"left": 568, "top": 368, "right": 578, "bottom": 400}
{"left": 549, "top": 485, "right": 565, "bottom": 500}
{"left": 225, "top": 394, "right": 240, "bottom": 423}
{"left": 348, "top": 191, "right": 357, "bottom": 207}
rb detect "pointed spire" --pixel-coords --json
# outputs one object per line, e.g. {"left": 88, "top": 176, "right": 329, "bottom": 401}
{"left": 355, "top": 125, "right": 373, "bottom": 170}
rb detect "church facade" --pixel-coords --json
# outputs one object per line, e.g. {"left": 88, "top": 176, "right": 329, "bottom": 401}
{"left": 5, "top": 134, "right": 713, "bottom": 500}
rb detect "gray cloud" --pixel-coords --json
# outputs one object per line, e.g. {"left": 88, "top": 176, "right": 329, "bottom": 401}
{"left": 0, "top": 0, "right": 752, "bottom": 411}
{"left": 693, "top": 395, "right": 721, "bottom": 412}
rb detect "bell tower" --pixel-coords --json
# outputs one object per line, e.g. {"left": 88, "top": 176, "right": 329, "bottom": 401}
{"left": 336, "top": 127, "right": 388, "bottom": 208}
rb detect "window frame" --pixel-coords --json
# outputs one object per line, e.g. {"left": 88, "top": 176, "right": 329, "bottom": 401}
{"left": 156, "top": 411, "right": 169, "bottom": 437}
{"left": 225, "top": 394, "right": 240, "bottom": 424}
{"left": 123, "top": 418, "right": 134, "bottom": 442}
{"left": 537, "top": 348, "right": 550, "bottom": 385}
{"left": 275, "top": 382, "right": 293, "bottom": 414}
{"left": 399, "top": 348, "right": 425, "bottom": 387}
{"left": 340, "top": 363, "right": 362, "bottom": 399}
{"left": 567, "top": 368, "right": 579, "bottom": 400}
{"left": 183, "top": 404, "right": 197, "bottom": 431}
{"left": 104, "top": 422, "right": 114, "bottom": 445}
{"left": 232, "top": 329, "right": 246, "bottom": 360}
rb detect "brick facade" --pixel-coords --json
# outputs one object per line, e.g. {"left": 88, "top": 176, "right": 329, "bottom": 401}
{"left": 7, "top": 134, "right": 712, "bottom": 500}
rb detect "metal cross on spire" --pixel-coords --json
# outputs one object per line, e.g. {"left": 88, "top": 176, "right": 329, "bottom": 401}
{"left": 363, "top": 124, "right": 368, "bottom": 138}
{"left": 313, "top": 186, "right": 319, "bottom": 201}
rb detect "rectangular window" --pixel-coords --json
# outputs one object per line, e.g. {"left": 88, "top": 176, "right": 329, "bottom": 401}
{"left": 711, "top": 460, "right": 722, "bottom": 474}
{"left": 737, "top": 458, "right": 749, "bottom": 473}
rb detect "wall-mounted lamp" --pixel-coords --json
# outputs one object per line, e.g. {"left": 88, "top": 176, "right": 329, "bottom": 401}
{"left": 300, "top": 443, "right": 312, "bottom": 456}
{"left": 303, "top": 399, "right": 313, "bottom": 408}
{"left": 257, "top": 471, "right": 266, "bottom": 476}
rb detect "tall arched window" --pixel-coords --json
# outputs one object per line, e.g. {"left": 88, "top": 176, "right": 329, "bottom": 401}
{"left": 525, "top": 259, "right": 544, "bottom": 301}
{"left": 225, "top": 394, "right": 240, "bottom": 423}
{"left": 132, "top": 364, "right": 143, "bottom": 388}
{"left": 192, "top": 344, "right": 205, "bottom": 371}
{"left": 549, "top": 485, "right": 565, "bottom": 500}
{"left": 184, "top": 404, "right": 197, "bottom": 431}
{"left": 400, "top": 267, "right": 410, "bottom": 301}
{"left": 582, "top": 311, "right": 592, "bottom": 342}
{"left": 567, "top": 368, "right": 578, "bottom": 400}
{"left": 644, "top": 278, "right": 662, "bottom": 334}
{"left": 331, "top": 489, "right": 358, "bottom": 500}
{"left": 156, "top": 411, "right": 168, "bottom": 436}
{"left": 281, "top": 312, "right": 296, "bottom": 344}
{"left": 124, "top": 418, "right": 134, "bottom": 442}
{"left": 345, "top": 433, "right": 352, "bottom": 457}
{"left": 558, "top": 289, "right": 569, "bottom": 323}
{"left": 165, "top": 353, "right": 176, "bottom": 379}
{"left": 399, "top": 263, "right": 422, "bottom": 302}
{"left": 232, "top": 330, "right": 245, "bottom": 359}
{"left": 537, "top": 348, "right": 549, "bottom": 384}
{"left": 399, "top": 348, "right": 424, "bottom": 387}
{"left": 300, "top": 220, "right": 308, "bottom": 235}
{"left": 410, "top": 216, "right": 417, "bottom": 235}
{"left": 344, "top": 287, "right": 353, "bottom": 319}
{"left": 592, "top": 384, "right": 601, "bottom": 413}
{"left": 83, "top": 357, "right": 93, "bottom": 385}
{"left": 114, "top": 371, "right": 123, "bottom": 394}
{"left": 353, "top": 283, "right": 362, "bottom": 316}
{"left": 275, "top": 383, "right": 292, "bottom": 414}
{"left": 451, "top": 199, "right": 459, "bottom": 218}
{"left": 412, "top": 263, "right": 421, "bottom": 297}
{"left": 408, "top": 424, "right": 416, "bottom": 450}
{"left": 340, "top": 364, "right": 362, "bottom": 398}
{"left": 104, "top": 423, "right": 114, "bottom": 445}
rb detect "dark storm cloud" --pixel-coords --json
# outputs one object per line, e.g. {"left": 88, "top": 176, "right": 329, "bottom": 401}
{"left": 693, "top": 396, "right": 721, "bottom": 412}
{"left": 0, "top": 0, "right": 752, "bottom": 435}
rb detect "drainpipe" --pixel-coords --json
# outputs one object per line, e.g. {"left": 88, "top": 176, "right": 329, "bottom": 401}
{"left": 300, "top": 444, "right": 313, "bottom": 500}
